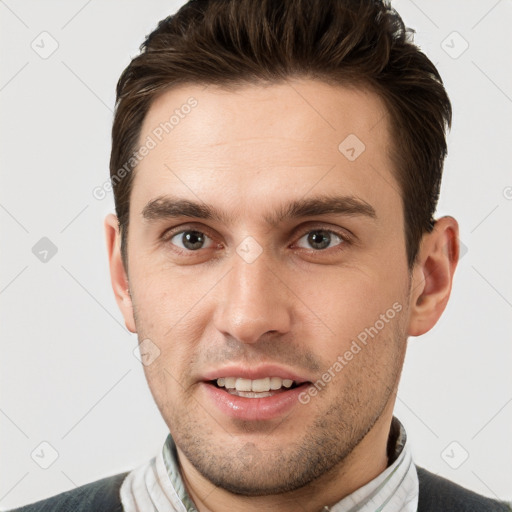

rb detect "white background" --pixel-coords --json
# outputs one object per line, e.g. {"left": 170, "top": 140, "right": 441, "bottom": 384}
{"left": 1, "top": 0, "right": 511, "bottom": 508}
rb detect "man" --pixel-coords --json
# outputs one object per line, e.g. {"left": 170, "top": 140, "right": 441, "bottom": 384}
{"left": 9, "top": 0, "right": 510, "bottom": 510}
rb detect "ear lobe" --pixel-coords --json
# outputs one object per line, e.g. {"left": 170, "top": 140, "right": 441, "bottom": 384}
{"left": 104, "top": 213, "right": 136, "bottom": 333}
{"left": 407, "top": 216, "right": 459, "bottom": 337}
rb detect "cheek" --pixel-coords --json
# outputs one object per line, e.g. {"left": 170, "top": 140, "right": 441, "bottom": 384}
{"left": 139, "top": 327, "right": 200, "bottom": 418}
{"left": 130, "top": 259, "right": 210, "bottom": 331}
{"left": 142, "top": 363, "right": 185, "bottom": 429}
{"left": 130, "top": 272, "right": 211, "bottom": 392}
{"left": 307, "top": 268, "right": 407, "bottom": 355}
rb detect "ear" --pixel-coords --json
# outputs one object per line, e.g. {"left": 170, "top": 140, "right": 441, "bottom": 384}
{"left": 104, "top": 213, "right": 136, "bottom": 333}
{"left": 407, "top": 216, "right": 459, "bottom": 337}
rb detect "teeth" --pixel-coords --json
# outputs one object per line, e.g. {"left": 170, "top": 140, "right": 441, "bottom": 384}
{"left": 216, "top": 376, "right": 296, "bottom": 392}
{"left": 231, "top": 390, "right": 273, "bottom": 398}
{"left": 235, "top": 378, "right": 252, "bottom": 392}
{"left": 224, "top": 377, "right": 236, "bottom": 389}
{"left": 270, "top": 377, "right": 282, "bottom": 390}
{"left": 251, "top": 377, "right": 270, "bottom": 392}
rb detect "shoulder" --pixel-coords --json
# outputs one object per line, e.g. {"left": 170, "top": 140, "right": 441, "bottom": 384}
{"left": 6, "top": 471, "right": 129, "bottom": 512}
{"left": 416, "top": 465, "right": 511, "bottom": 512}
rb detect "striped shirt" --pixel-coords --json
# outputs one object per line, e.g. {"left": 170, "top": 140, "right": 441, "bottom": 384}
{"left": 120, "top": 417, "right": 418, "bottom": 511}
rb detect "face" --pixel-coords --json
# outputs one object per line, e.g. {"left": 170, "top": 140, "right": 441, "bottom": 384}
{"left": 118, "top": 80, "right": 414, "bottom": 495}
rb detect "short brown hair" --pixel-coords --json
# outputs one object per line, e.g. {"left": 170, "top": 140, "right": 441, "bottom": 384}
{"left": 110, "top": 0, "right": 452, "bottom": 268}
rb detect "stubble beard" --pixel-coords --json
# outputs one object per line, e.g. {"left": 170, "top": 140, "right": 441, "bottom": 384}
{"left": 132, "top": 288, "right": 410, "bottom": 497}
{"left": 169, "top": 326, "right": 406, "bottom": 496}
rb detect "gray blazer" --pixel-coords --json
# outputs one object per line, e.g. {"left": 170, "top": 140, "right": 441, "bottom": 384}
{"left": 7, "top": 466, "right": 511, "bottom": 511}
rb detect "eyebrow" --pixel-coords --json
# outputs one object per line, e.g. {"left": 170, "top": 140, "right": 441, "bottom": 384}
{"left": 141, "top": 194, "right": 377, "bottom": 226}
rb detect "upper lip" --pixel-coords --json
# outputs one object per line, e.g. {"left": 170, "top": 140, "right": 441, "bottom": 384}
{"left": 201, "top": 364, "right": 312, "bottom": 384}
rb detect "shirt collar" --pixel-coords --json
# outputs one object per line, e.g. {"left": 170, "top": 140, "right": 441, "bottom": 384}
{"left": 120, "top": 416, "right": 418, "bottom": 512}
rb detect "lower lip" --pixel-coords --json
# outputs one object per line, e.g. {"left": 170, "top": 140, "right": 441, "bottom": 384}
{"left": 201, "top": 382, "right": 310, "bottom": 421}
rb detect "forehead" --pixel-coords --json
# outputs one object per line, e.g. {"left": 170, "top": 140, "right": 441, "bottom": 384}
{"left": 131, "top": 79, "right": 400, "bottom": 221}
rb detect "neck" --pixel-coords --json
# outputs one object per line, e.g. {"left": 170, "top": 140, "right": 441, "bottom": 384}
{"left": 177, "top": 412, "right": 394, "bottom": 512}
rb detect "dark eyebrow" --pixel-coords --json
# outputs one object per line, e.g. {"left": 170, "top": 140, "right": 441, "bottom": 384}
{"left": 141, "top": 194, "right": 376, "bottom": 226}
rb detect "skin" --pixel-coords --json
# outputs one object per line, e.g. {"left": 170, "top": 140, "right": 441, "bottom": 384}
{"left": 105, "top": 79, "right": 459, "bottom": 511}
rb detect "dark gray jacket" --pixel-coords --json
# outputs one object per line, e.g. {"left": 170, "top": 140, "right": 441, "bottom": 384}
{"left": 8, "top": 466, "right": 511, "bottom": 511}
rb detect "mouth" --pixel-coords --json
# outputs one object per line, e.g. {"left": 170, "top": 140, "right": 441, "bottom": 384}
{"left": 208, "top": 376, "right": 303, "bottom": 398}
{"left": 200, "top": 370, "right": 312, "bottom": 421}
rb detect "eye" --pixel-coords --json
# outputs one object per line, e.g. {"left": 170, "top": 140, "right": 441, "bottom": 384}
{"left": 168, "top": 230, "right": 215, "bottom": 251}
{"left": 295, "top": 229, "right": 346, "bottom": 251}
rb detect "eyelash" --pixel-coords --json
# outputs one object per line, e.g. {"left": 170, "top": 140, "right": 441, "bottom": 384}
{"left": 161, "top": 224, "right": 353, "bottom": 256}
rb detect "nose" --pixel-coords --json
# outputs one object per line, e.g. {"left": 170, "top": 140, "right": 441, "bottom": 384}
{"left": 213, "top": 247, "right": 293, "bottom": 345}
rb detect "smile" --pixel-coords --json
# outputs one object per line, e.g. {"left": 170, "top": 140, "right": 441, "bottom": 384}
{"left": 213, "top": 376, "right": 299, "bottom": 398}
